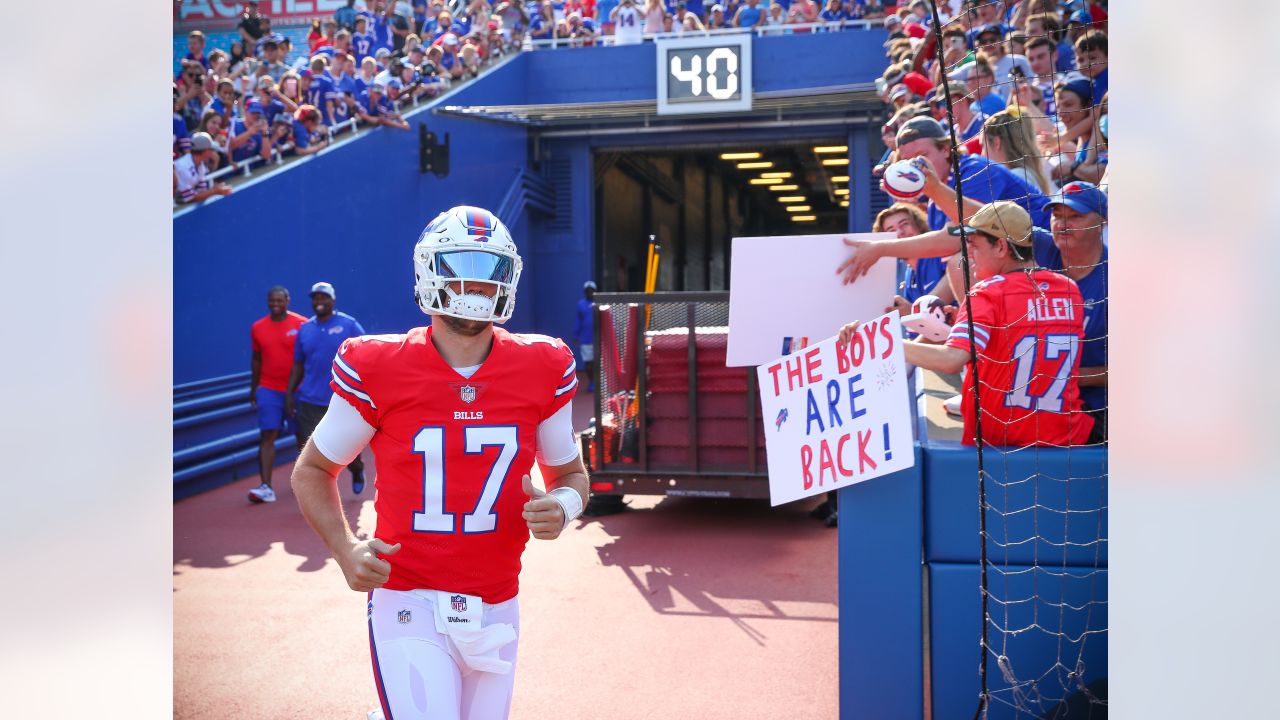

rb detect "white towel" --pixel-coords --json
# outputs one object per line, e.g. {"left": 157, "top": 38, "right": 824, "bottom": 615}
{"left": 432, "top": 590, "right": 517, "bottom": 675}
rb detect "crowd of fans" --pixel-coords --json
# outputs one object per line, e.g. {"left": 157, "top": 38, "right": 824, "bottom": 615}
{"left": 520, "top": 0, "right": 886, "bottom": 46}
{"left": 172, "top": 0, "right": 895, "bottom": 202}
{"left": 843, "top": 0, "right": 1109, "bottom": 443}
{"left": 871, "top": 0, "right": 1108, "bottom": 197}
{"left": 174, "top": 0, "right": 518, "bottom": 203}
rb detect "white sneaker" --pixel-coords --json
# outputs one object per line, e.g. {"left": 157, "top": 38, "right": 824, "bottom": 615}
{"left": 248, "top": 484, "right": 276, "bottom": 503}
{"left": 943, "top": 394, "right": 962, "bottom": 418}
{"left": 368, "top": 711, "right": 385, "bottom": 720}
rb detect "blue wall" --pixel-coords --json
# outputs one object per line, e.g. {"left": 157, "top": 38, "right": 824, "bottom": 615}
{"left": 175, "top": 29, "right": 889, "bottom": 384}
{"left": 521, "top": 28, "right": 888, "bottom": 103}
{"left": 174, "top": 56, "right": 531, "bottom": 384}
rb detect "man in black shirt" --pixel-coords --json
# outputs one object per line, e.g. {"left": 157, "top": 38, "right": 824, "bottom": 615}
{"left": 388, "top": 2, "right": 412, "bottom": 52}
{"left": 238, "top": 1, "right": 266, "bottom": 50}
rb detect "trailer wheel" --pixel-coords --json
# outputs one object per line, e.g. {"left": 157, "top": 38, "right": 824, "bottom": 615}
{"left": 584, "top": 494, "right": 626, "bottom": 516}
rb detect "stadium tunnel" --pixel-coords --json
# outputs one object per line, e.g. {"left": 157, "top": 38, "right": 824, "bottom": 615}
{"left": 434, "top": 86, "right": 889, "bottom": 294}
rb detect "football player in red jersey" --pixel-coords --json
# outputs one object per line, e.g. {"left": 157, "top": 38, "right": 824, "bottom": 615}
{"left": 840, "top": 201, "right": 1093, "bottom": 447}
{"left": 291, "top": 206, "right": 589, "bottom": 720}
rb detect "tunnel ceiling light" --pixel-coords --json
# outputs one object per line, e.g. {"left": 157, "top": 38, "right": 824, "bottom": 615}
{"left": 830, "top": 175, "right": 850, "bottom": 182}
{"left": 737, "top": 161, "right": 773, "bottom": 169}
{"left": 750, "top": 178, "right": 782, "bottom": 185}
{"left": 813, "top": 146, "right": 848, "bottom": 154}
{"left": 791, "top": 215, "right": 817, "bottom": 222}
{"left": 760, "top": 171, "right": 792, "bottom": 179}
{"left": 840, "top": 200, "right": 849, "bottom": 207}
{"left": 768, "top": 184, "right": 800, "bottom": 191}
{"left": 785, "top": 205, "right": 812, "bottom": 212}
{"left": 776, "top": 196, "right": 806, "bottom": 202}
{"left": 822, "top": 158, "right": 851, "bottom": 166}
{"left": 834, "top": 188, "right": 850, "bottom": 196}
{"left": 721, "top": 152, "right": 762, "bottom": 160}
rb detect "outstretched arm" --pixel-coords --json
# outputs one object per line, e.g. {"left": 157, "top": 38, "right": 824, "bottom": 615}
{"left": 837, "top": 228, "right": 961, "bottom": 285}
{"left": 840, "top": 320, "right": 969, "bottom": 374}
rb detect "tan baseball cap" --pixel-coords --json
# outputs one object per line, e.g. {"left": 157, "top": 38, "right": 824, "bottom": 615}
{"left": 948, "top": 201, "right": 1033, "bottom": 246}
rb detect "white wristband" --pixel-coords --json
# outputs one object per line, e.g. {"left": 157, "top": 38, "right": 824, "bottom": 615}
{"left": 548, "top": 487, "right": 584, "bottom": 529}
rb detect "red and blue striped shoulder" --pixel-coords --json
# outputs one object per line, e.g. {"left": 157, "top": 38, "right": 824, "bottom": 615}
{"left": 329, "top": 334, "right": 410, "bottom": 426}
{"left": 500, "top": 330, "right": 577, "bottom": 415}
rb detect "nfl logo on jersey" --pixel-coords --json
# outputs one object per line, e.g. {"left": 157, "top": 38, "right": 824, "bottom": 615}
{"left": 451, "top": 594, "right": 468, "bottom": 612}
{"left": 397, "top": 609, "right": 412, "bottom": 624}
{"left": 460, "top": 385, "right": 477, "bottom": 404}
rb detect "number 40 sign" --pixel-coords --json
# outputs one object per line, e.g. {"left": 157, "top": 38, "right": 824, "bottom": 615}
{"left": 655, "top": 34, "right": 753, "bottom": 115}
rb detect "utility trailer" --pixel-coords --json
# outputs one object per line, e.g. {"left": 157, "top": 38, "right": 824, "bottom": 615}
{"left": 580, "top": 291, "right": 770, "bottom": 501}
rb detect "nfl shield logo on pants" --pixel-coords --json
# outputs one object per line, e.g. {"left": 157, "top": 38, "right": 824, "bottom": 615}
{"left": 397, "top": 609, "right": 411, "bottom": 624}
{"left": 451, "top": 594, "right": 468, "bottom": 612}
{"left": 460, "top": 385, "right": 476, "bottom": 404}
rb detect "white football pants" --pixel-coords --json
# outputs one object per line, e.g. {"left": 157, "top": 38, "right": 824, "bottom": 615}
{"left": 368, "top": 588, "right": 520, "bottom": 720}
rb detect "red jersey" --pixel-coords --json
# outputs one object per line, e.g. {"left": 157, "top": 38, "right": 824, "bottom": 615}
{"left": 329, "top": 326, "right": 577, "bottom": 603}
{"left": 250, "top": 312, "right": 307, "bottom": 391}
{"left": 945, "top": 269, "right": 1093, "bottom": 447}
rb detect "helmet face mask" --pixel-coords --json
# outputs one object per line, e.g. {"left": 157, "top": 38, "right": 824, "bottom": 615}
{"left": 413, "top": 206, "right": 522, "bottom": 324}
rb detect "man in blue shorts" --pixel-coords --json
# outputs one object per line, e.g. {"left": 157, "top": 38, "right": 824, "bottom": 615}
{"left": 287, "top": 282, "right": 369, "bottom": 494}
{"left": 248, "top": 287, "right": 308, "bottom": 504}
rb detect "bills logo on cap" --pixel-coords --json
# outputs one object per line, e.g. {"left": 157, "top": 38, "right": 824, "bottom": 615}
{"left": 451, "top": 595, "right": 468, "bottom": 612}
{"left": 460, "top": 385, "right": 476, "bottom": 403}
{"left": 397, "top": 609, "right": 412, "bottom": 624}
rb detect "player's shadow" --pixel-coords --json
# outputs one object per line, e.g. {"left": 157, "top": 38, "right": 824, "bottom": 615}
{"left": 173, "top": 458, "right": 375, "bottom": 579}
{"left": 585, "top": 496, "right": 838, "bottom": 644}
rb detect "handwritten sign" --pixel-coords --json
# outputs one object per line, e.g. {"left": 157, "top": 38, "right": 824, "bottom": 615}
{"left": 756, "top": 311, "right": 915, "bottom": 506}
{"left": 726, "top": 233, "right": 896, "bottom": 367}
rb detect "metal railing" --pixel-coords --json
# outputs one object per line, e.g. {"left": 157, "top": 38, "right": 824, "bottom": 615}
{"left": 523, "top": 18, "right": 875, "bottom": 50}
{"left": 174, "top": 64, "right": 494, "bottom": 209}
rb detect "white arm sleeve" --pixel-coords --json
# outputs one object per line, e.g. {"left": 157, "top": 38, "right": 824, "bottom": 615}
{"left": 311, "top": 393, "right": 377, "bottom": 466}
{"left": 535, "top": 401, "right": 580, "bottom": 466}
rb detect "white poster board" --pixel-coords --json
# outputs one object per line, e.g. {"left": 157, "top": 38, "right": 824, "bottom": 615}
{"left": 756, "top": 312, "right": 916, "bottom": 506}
{"left": 726, "top": 233, "right": 897, "bottom": 367}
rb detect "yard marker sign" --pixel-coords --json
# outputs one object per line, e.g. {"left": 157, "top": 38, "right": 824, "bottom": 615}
{"left": 756, "top": 311, "right": 915, "bottom": 506}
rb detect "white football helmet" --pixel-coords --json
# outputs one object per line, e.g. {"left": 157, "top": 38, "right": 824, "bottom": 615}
{"left": 413, "top": 206, "right": 522, "bottom": 323}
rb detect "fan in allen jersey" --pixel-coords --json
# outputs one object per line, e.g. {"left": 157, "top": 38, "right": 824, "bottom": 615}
{"left": 840, "top": 201, "right": 1093, "bottom": 448}
{"left": 291, "top": 206, "right": 589, "bottom": 720}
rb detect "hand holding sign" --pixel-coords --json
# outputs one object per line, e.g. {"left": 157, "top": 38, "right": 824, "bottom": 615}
{"left": 758, "top": 311, "right": 916, "bottom": 506}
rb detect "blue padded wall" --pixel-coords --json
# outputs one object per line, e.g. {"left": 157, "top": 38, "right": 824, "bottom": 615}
{"left": 928, "top": 562, "right": 1108, "bottom": 720}
{"left": 838, "top": 447, "right": 924, "bottom": 720}
{"left": 923, "top": 444, "right": 1108, "bottom": 566}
